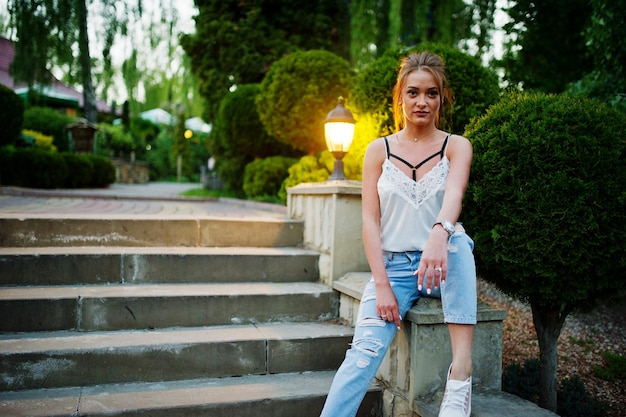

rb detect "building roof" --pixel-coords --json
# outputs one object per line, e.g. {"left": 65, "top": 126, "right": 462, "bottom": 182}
{"left": 0, "top": 36, "right": 116, "bottom": 115}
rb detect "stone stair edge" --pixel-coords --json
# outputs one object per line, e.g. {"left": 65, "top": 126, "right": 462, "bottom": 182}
{"left": 0, "top": 213, "right": 297, "bottom": 222}
{"left": 0, "top": 282, "right": 334, "bottom": 300}
{"left": 0, "top": 246, "right": 320, "bottom": 255}
{"left": 0, "top": 322, "right": 353, "bottom": 354}
{"left": 0, "top": 371, "right": 385, "bottom": 417}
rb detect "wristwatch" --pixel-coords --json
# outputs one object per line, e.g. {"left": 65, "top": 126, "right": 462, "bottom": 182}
{"left": 433, "top": 220, "right": 455, "bottom": 236}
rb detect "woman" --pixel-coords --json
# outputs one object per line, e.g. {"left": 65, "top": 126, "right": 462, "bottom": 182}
{"left": 320, "top": 51, "right": 477, "bottom": 417}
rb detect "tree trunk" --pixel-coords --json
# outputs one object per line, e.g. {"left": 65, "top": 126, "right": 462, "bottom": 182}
{"left": 77, "top": 0, "right": 97, "bottom": 123}
{"left": 530, "top": 302, "right": 568, "bottom": 412}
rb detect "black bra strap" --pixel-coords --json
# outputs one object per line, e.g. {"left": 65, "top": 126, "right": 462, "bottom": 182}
{"left": 387, "top": 134, "right": 451, "bottom": 181}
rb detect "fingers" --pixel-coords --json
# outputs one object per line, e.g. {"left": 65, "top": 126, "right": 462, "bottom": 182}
{"left": 379, "top": 310, "right": 401, "bottom": 329}
{"left": 414, "top": 265, "right": 447, "bottom": 293}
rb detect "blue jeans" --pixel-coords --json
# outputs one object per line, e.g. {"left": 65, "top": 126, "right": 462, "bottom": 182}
{"left": 320, "top": 231, "right": 477, "bottom": 417}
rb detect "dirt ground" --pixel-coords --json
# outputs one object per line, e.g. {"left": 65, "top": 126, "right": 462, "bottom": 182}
{"left": 477, "top": 279, "right": 626, "bottom": 417}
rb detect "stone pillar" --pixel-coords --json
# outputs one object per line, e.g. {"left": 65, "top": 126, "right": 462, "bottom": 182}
{"left": 406, "top": 298, "right": 506, "bottom": 399}
{"left": 287, "top": 181, "right": 369, "bottom": 286}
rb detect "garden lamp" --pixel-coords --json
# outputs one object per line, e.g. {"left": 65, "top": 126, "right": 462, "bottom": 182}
{"left": 324, "top": 97, "right": 356, "bottom": 181}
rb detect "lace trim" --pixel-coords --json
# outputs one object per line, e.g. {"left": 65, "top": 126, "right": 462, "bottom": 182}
{"left": 381, "top": 158, "right": 449, "bottom": 210}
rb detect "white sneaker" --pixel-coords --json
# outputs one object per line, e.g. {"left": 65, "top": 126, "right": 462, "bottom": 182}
{"left": 439, "top": 365, "right": 472, "bottom": 417}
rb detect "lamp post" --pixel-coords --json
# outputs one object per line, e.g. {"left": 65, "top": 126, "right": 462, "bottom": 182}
{"left": 324, "top": 97, "right": 356, "bottom": 181}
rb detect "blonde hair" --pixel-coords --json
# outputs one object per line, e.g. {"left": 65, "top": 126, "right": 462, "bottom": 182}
{"left": 392, "top": 52, "right": 452, "bottom": 131}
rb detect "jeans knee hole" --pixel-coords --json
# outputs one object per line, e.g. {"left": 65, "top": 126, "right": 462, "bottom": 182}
{"left": 358, "top": 317, "right": 386, "bottom": 327}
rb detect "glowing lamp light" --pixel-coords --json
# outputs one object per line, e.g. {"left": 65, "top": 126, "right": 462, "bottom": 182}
{"left": 324, "top": 97, "right": 355, "bottom": 181}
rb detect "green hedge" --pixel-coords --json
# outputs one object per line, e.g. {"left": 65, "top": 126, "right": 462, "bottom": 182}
{"left": 243, "top": 156, "right": 298, "bottom": 203}
{"left": 0, "top": 84, "right": 24, "bottom": 147}
{"left": 0, "top": 147, "right": 115, "bottom": 189}
{"left": 23, "top": 107, "right": 74, "bottom": 152}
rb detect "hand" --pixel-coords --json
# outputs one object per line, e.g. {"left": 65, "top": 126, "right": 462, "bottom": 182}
{"left": 376, "top": 282, "right": 401, "bottom": 329}
{"left": 415, "top": 227, "right": 449, "bottom": 293}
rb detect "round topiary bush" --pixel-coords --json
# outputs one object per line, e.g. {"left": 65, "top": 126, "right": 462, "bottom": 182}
{"left": 0, "top": 84, "right": 25, "bottom": 147}
{"left": 243, "top": 155, "right": 298, "bottom": 203}
{"left": 256, "top": 49, "right": 353, "bottom": 154}
{"left": 463, "top": 91, "right": 626, "bottom": 409}
{"left": 464, "top": 92, "right": 626, "bottom": 305}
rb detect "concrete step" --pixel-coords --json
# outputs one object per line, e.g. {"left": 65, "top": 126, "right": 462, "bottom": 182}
{"left": 0, "top": 323, "right": 353, "bottom": 391}
{"left": 0, "top": 371, "right": 382, "bottom": 417}
{"left": 0, "top": 282, "right": 338, "bottom": 332}
{"left": 0, "top": 215, "right": 304, "bottom": 248}
{"left": 0, "top": 246, "right": 320, "bottom": 286}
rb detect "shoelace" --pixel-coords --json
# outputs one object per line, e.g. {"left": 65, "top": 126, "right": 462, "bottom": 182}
{"left": 441, "top": 384, "right": 470, "bottom": 413}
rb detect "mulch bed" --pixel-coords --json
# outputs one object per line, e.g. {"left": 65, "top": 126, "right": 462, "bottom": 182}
{"left": 478, "top": 279, "right": 626, "bottom": 417}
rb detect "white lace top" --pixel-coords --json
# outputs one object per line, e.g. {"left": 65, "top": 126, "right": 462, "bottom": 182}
{"left": 377, "top": 144, "right": 450, "bottom": 252}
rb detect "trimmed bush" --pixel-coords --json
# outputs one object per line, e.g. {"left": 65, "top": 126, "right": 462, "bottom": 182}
{"left": 243, "top": 156, "right": 298, "bottom": 203}
{"left": 23, "top": 107, "right": 74, "bottom": 151}
{"left": 0, "top": 84, "right": 24, "bottom": 147}
{"left": 0, "top": 147, "right": 115, "bottom": 188}
{"left": 89, "top": 155, "right": 116, "bottom": 187}
{"left": 62, "top": 153, "right": 94, "bottom": 188}
{"left": 464, "top": 91, "right": 626, "bottom": 409}
{"left": 256, "top": 50, "right": 353, "bottom": 154}
{"left": 9, "top": 148, "right": 69, "bottom": 188}
{"left": 212, "top": 84, "right": 301, "bottom": 193}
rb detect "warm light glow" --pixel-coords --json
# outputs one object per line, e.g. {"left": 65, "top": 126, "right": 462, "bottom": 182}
{"left": 184, "top": 129, "right": 193, "bottom": 139}
{"left": 325, "top": 122, "right": 355, "bottom": 153}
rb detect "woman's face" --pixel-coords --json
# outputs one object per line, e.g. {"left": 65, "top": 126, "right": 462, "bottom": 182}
{"left": 401, "top": 69, "right": 441, "bottom": 128}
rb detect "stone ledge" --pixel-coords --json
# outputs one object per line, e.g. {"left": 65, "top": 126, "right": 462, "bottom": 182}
{"left": 333, "top": 272, "right": 506, "bottom": 323}
{"left": 416, "top": 387, "right": 559, "bottom": 417}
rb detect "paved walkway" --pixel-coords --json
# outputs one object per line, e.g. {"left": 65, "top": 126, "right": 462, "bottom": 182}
{"left": 0, "top": 183, "right": 288, "bottom": 219}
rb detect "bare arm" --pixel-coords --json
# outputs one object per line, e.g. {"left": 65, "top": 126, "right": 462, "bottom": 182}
{"left": 362, "top": 138, "right": 402, "bottom": 328}
{"left": 416, "top": 135, "right": 473, "bottom": 291}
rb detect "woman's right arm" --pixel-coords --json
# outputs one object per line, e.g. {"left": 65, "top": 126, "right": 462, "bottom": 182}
{"left": 362, "top": 139, "right": 401, "bottom": 328}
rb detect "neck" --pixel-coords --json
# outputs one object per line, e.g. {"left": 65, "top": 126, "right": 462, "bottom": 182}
{"left": 403, "top": 126, "right": 438, "bottom": 143}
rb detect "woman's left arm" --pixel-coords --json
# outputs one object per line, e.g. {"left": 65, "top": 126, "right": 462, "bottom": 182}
{"left": 416, "top": 135, "right": 473, "bottom": 291}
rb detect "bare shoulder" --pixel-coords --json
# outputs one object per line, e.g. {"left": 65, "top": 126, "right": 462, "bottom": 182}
{"left": 364, "top": 137, "right": 388, "bottom": 160}
{"left": 447, "top": 134, "right": 473, "bottom": 156}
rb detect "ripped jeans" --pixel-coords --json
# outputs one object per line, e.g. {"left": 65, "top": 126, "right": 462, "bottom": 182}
{"left": 320, "top": 231, "right": 477, "bottom": 417}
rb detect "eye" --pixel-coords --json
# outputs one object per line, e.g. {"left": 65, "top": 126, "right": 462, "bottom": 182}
{"left": 406, "top": 88, "right": 418, "bottom": 97}
{"left": 428, "top": 90, "right": 439, "bottom": 98}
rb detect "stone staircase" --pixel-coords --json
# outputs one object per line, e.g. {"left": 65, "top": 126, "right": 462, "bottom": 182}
{"left": 0, "top": 215, "right": 381, "bottom": 416}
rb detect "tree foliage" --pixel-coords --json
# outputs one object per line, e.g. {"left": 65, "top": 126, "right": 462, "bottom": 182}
{"left": 500, "top": 0, "right": 593, "bottom": 93}
{"left": 181, "top": 0, "right": 351, "bottom": 123}
{"left": 256, "top": 50, "right": 353, "bottom": 155}
{"left": 567, "top": 0, "right": 626, "bottom": 112}
{"left": 463, "top": 91, "right": 626, "bottom": 411}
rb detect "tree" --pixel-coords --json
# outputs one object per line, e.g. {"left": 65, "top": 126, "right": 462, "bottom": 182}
{"left": 180, "top": 0, "right": 351, "bottom": 123}
{"left": 8, "top": 0, "right": 99, "bottom": 122}
{"left": 500, "top": 0, "right": 593, "bottom": 93}
{"left": 568, "top": 1, "right": 626, "bottom": 112}
{"left": 256, "top": 49, "right": 353, "bottom": 155}
{"left": 350, "top": 0, "right": 498, "bottom": 69}
{"left": 463, "top": 91, "right": 626, "bottom": 412}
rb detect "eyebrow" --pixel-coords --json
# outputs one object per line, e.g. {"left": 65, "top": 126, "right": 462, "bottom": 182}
{"left": 406, "top": 85, "right": 439, "bottom": 91}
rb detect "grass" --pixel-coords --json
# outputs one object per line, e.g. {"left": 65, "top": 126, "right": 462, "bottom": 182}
{"left": 180, "top": 187, "right": 237, "bottom": 198}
